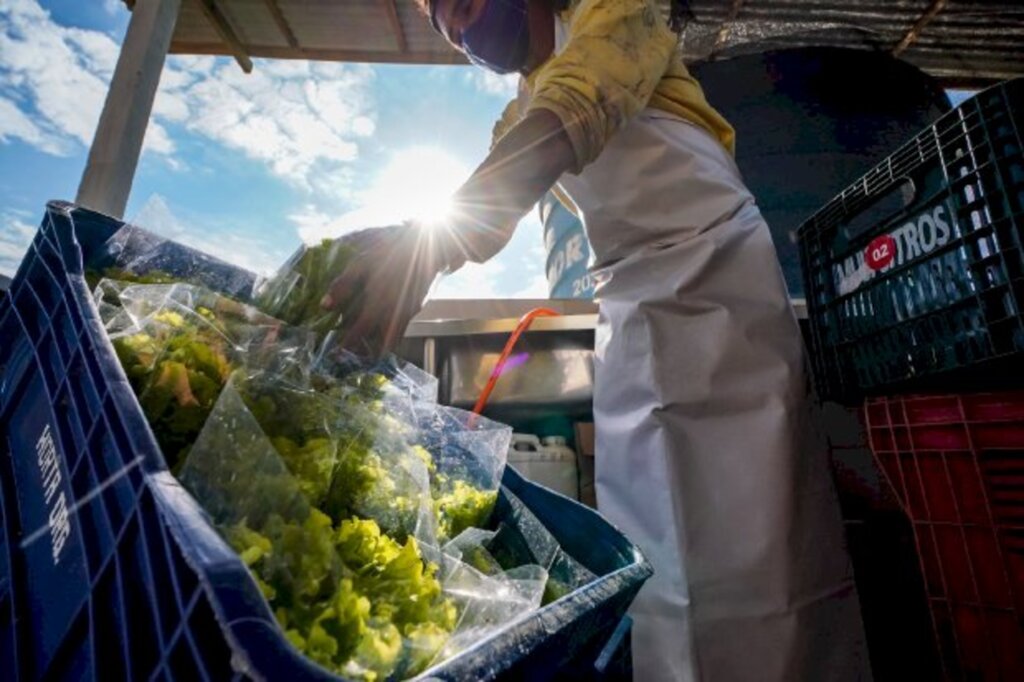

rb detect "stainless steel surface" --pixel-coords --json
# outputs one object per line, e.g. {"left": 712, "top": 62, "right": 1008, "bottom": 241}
{"left": 409, "top": 297, "right": 806, "bottom": 339}
{"left": 406, "top": 314, "right": 599, "bottom": 338}
{"left": 422, "top": 337, "right": 436, "bottom": 377}
{"left": 401, "top": 298, "right": 808, "bottom": 415}
{"left": 446, "top": 346, "right": 595, "bottom": 408}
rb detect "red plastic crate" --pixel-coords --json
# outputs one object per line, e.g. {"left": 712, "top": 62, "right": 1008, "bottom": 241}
{"left": 865, "top": 391, "right": 1024, "bottom": 681}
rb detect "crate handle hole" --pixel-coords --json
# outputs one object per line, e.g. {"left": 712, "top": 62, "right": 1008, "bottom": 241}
{"left": 843, "top": 178, "right": 918, "bottom": 241}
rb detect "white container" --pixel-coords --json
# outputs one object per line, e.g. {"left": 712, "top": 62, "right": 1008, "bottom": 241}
{"left": 508, "top": 434, "right": 579, "bottom": 500}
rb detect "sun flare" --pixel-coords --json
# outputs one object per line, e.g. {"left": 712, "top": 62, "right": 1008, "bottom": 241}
{"left": 363, "top": 146, "right": 470, "bottom": 228}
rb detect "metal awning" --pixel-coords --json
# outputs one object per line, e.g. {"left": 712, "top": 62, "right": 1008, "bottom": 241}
{"left": 162, "top": 0, "right": 460, "bottom": 70}
{"left": 126, "top": 0, "right": 1023, "bottom": 87}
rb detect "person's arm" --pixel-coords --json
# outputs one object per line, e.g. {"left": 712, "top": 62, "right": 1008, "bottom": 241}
{"left": 442, "top": 108, "right": 575, "bottom": 268}
{"left": 440, "top": 0, "right": 677, "bottom": 267}
{"left": 320, "top": 110, "right": 574, "bottom": 353}
{"left": 322, "top": 0, "right": 677, "bottom": 352}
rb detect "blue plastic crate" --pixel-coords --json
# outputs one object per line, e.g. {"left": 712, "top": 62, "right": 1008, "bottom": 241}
{"left": 0, "top": 202, "right": 651, "bottom": 681}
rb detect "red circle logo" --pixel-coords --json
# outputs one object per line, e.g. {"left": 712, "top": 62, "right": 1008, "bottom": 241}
{"left": 865, "top": 235, "right": 897, "bottom": 271}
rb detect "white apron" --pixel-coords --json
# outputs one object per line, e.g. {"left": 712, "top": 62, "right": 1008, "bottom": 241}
{"left": 532, "top": 19, "right": 872, "bottom": 682}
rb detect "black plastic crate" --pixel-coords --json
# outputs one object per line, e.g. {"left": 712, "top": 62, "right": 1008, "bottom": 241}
{"left": 798, "top": 79, "right": 1024, "bottom": 401}
{"left": 0, "top": 202, "right": 651, "bottom": 681}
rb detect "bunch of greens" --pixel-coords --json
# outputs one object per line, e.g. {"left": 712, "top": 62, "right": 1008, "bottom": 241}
{"left": 85, "top": 267, "right": 180, "bottom": 291}
{"left": 178, "top": 373, "right": 459, "bottom": 680}
{"left": 256, "top": 238, "right": 357, "bottom": 337}
{"left": 225, "top": 511, "right": 456, "bottom": 681}
{"left": 111, "top": 308, "right": 232, "bottom": 470}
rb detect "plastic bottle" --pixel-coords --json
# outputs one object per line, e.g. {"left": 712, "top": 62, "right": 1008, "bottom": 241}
{"left": 508, "top": 434, "right": 579, "bottom": 500}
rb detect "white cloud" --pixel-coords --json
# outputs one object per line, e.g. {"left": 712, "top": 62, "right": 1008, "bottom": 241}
{"left": 130, "top": 194, "right": 284, "bottom": 275}
{"left": 156, "top": 57, "right": 376, "bottom": 187}
{"left": 102, "top": 0, "right": 122, "bottom": 15}
{"left": 467, "top": 70, "right": 520, "bottom": 99}
{"left": 0, "top": 210, "right": 38, "bottom": 275}
{"left": 0, "top": 1, "right": 377, "bottom": 190}
{"left": 0, "top": 94, "right": 68, "bottom": 153}
{"left": 0, "top": 0, "right": 172, "bottom": 156}
{"left": 432, "top": 263, "right": 549, "bottom": 300}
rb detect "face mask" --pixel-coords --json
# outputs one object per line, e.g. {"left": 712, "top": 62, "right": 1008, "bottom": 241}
{"left": 433, "top": 0, "right": 531, "bottom": 75}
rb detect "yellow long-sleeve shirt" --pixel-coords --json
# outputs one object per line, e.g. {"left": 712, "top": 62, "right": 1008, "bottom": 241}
{"left": 492, "top": 0, "right": 734, "bottom": 173}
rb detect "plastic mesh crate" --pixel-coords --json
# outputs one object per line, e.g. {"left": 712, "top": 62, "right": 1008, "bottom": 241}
{"left": 798, "top": 78, "right": 1024, "bottom": 400}
{"left": 865, "top": 391, "right": 1024, "bottom": 681}
{"left": 0, "top": 202, "right": 651, "bottom": 681}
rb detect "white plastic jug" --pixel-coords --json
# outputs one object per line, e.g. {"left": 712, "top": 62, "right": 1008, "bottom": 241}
{"left": 508, "top": 434, "right": 579, "bottom": 500}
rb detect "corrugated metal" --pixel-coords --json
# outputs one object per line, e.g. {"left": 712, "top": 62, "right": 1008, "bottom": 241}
{"left": 679, "top": 0, "right": 1024, "bottom": 86}
{"left": 166, "top": 0, "right": 461, "bottom": 64}
{"left": 145, "top": 0, "right": 1022, "bottom": 85}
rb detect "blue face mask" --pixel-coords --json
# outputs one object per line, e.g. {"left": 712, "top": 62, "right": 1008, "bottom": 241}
{"left": 432, "top": 0, "right": 531, "bottom": 75}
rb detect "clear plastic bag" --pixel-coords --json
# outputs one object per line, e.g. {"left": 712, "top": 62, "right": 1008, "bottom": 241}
{"left": 95, "top": 281, "right": 313, "bottom": 469}
{"left": 314, "top": 348, "right": 440, "bottom": 408}
{"left": 488, "top": 487, "right": 598, "bottom": 605}
{"left": 93, "top": 261, "right": 585, "bottom": 678}
{"left": 254, "top": 236, "right": 357, "bottom": 337}
{"left": 253, "top": 226, "right": 408, "bottom": 350}
{"left": 412, "top": 405, "right": 510, "bottom": 544}
{"left": 84, "top": 223, "right": 258, "bottom": 300}
{"left": 179, "top": 373, "right": 457, "bottom": 681}
{"left": 431, "top": 559, "right": 548, "bottom": 667}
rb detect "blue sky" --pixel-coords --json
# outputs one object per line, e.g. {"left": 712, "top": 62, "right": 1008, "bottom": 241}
{"left": 0, "top": 0, "right": 547, "bottom": 298}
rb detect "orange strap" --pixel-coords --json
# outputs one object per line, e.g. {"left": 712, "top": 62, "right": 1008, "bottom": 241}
{"left": 472, "top": 307, "right": 561, "bottom": 416}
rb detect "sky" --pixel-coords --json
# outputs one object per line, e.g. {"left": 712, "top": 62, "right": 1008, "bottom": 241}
{"left": 0, "top": 0, "right": 549, "bottom": 298}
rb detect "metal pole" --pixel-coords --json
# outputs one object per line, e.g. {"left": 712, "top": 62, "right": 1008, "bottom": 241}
{"left": 75, "top": 0, "right": 181, "bottom": 218}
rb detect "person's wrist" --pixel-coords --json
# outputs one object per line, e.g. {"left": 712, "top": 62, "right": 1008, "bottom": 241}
{"left": 416, "top": 222, "right": 464, "bottom": 273}
{"left": 437, "top": 231, "right": 468, "bottom": 273}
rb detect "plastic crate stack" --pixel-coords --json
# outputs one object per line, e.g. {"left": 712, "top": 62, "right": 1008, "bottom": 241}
{"left": 865, "top": 393, "right": 1024, "bottom": 680}
{"left": 0, "top": 202, "right": 652, "bottom": 682}
{"left": 799, "top": 79, "right": 1024, "bottom": 680}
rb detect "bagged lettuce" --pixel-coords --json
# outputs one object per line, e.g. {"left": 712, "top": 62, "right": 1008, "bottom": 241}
{"left": 95, "top": 281, "right": 311, "bottom": 469}
{"left": 254, "top": 226, "right": 408, "bottom": 350}
{"left": 179, "top": 375, "right": 457, "bottom": 681}
{"left": 411, "top": 405, "right": 509, "bottom": 543}
{"left": 255, "top": 237, "right": 357, "bottom": 337}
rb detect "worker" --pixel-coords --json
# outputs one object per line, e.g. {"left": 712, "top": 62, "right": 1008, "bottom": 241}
{"left": 322, "top": 0, "right": 871, "bottom": 679}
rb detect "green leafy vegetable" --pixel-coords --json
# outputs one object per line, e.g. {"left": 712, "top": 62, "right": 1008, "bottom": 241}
{"left": 433, "top": 479, "right": 499, "bottom": 543}
{"left": 256, "top": 238, "right": 357, "bottom": 336}
{"left": 111, "top": 310, "right": 233, "bottom": 469}
{"left": 99, "top": 271, "right": 528, "bottom": 680}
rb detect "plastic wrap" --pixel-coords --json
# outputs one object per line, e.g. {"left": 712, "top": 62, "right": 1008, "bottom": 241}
{"left": 176, "top": 364, "right": 556, "bottom": 680}
{"left": 94, "top": 281, "right": 312, "bottom": 469}
{"left": 254, "top": 226, "right": 409, "bottom": 351}
{"left": 179, "top": 374, "right": 455, "bottom": 681}
{"left": 489, "top": 488, "right": 598, "bottom": 605}
{"left": 84, "top": 223, "right": 257, "bottom": 300}
{"left": 413, "top": 406, "right": 510, "bottom": 544}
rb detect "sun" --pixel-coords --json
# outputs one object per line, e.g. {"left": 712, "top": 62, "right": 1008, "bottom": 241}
{"left": 363, "top": 146, "right": 470, "bottom": 227}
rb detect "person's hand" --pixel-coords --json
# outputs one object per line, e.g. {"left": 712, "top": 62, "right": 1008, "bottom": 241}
{"left": 320, "top": 223, "right": 455, "bottom": 355}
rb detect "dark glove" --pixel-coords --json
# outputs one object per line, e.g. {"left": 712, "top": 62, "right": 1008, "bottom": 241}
{"left": 321, "top": 222, "right": 462, "bottom": 355}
